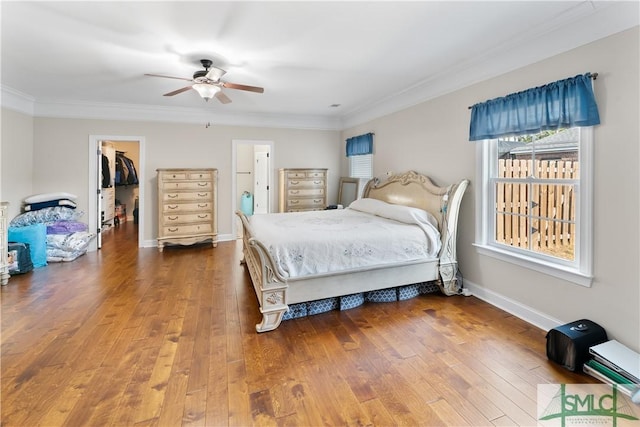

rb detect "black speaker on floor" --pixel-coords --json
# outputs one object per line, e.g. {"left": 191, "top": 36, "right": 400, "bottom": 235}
{"left": 546, "top": 319, "right": 607, "bottom": 371}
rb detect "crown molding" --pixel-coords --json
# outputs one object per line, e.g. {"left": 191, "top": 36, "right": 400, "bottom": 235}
{"left": 1, "top": 86, "right": 36, "bottom": 116}
{"left": 340, "top": 2, "right": 640, "bottom": 129}
{"left": 0, "top": 88, "right": 343, "bottom": 131}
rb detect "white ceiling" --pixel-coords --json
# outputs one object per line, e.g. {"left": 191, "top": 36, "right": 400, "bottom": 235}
{"left": 1, "top": 1, "right": 638, "bottom": 130}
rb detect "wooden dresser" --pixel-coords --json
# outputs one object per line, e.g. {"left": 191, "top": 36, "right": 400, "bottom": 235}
{"left": 278, "top": 168, "right": 327, "bottom": 212}
{"left": 157, "top": 168, "right": 218, "bottom": 252}
{"left": 1, "top": 202, "right": 9, "bottom": 285}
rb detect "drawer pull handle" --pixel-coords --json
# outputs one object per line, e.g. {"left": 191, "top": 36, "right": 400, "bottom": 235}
{"left": 291, "top": 190, "right": 299, "bottom": 194}
{"left": 198, "top": 182, "right": 207, "bottom": 186}
{"left": 168, "top": 228, "right": 178, "bottom": 232}
{"left": 198, "top": 193, "right": 207, "bottom": 197}
{"left": 314, "top": 199, "right": 321, "bottom": 203}
{"left": 314, "top": 181, "right": 321, "bottom": 184}
{"left": 198, "top": 204, "right": 208, "bottom": 208}
{"left": 291, "top": 200, "right": 299, "bottom": 204}
{"left": 168, "top": 216, "right": 178, "bottom": 220}
{"left": 198, "top": 215, "right": 208, "bottom": 219}
{"left": 168, "top": 205, "right": 178, "bottom": 210}
{"left": 291, "top": 181, "right": 299, "bottom": 185}
{"left": 168, "top": 194, "right": 178, "bottom": 198}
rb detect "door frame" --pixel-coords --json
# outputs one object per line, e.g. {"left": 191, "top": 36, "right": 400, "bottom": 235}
{"left": 253, "top": 150, "right": 270, "bottom": 214}
{"left": 231, "top": 139, "right": 274, "bottom": 237}
{"left": 88, "top": 135, "right": 146, "bottom": 251}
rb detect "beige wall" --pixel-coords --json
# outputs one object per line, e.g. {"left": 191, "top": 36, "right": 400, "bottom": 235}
{"left": 341, "top": 27, "right": 640, "bottom": 349}
{"left": 1, "top": 109, "right": 34, "bottom": 219}
{"left": 26, "top": 119, "right": 340, "bottom": 244}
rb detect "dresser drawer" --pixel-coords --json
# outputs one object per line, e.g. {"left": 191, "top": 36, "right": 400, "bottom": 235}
{"left": 287, "top": 198, "right": 325, "bottom": 209}
{"left": 162, "top": 223, "right": 213, "bottom": 236}
{"left": 286, "top": 171, "right": 308, "bottom": 179}
{"left": 161, "top": 181, "right": 212, "bottom": 191}
{"left": 287, "top": 178, "right": 325, "bottom": 189}
{"left": 163, "top": 191, "right": 212, "bottom": 202}
{"left": 163, "top": 212, "right": 213, "bottom": 224}
{"left": 286, "top": 170, "right": 326, "bottom": 179}
{"left": 161, "top": 172, "right": 189, "bottom": 181}
{"left": 287, "top": 188, "right": 325, "bottom": 197}
{"left": 163, "top": 202, "right": 213, "bottom": 213}
{"left": 161, "top": 171, "right": 214, "bottom": 181}
{"left": 307, "top": 171, "right": 326, "bottom": 178}
{"left": 187, "top": 171, "right": 213, "bottom": 180}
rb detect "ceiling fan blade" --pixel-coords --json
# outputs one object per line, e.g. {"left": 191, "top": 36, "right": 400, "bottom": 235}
{"left": 145, "top": 73, "right": 193, "bottom": 82}
{"left": 222, "top": 82, "right": 264, "bottom": 93}
{"left": 163, "top": 86, "right": 193, "bottom": 97}
{"left": 215, "top": 91, "right": 232, "bottom": 104}
{"left": 205, "top": 66, "right": 226, "bottom": 82}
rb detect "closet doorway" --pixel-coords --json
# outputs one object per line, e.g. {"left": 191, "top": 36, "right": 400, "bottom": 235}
{"left": 88, "top": 135, "right": 145, "bottom": 251}
{"left": 232, "top": 139, "right": 273, "bottom": 238}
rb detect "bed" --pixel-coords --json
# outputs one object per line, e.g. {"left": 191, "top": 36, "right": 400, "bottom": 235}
{"left": 237, "top": 170, "right": 469, "bottom": 332}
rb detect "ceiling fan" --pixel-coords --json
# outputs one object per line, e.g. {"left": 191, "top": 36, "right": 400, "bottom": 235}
{"left": 145, "top": 59, "right": 264, "bottom": 104}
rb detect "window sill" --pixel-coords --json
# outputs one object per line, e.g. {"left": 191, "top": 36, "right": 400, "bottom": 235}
{"left": 473, "top": 243, "right": 593, "bottom": 287}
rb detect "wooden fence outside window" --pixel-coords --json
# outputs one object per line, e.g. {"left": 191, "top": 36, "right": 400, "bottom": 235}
{"left": 495, "top": 159, "right": 578, "bottom": 260}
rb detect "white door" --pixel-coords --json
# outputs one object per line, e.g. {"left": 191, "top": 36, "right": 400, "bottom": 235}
{"left": 253, "top": 151, "right": 270, "bottom": 214}
{"left": 96, "top": 143, "right": 103, "bottom": 248}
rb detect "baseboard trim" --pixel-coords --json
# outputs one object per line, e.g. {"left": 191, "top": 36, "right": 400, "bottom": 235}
{"left": 462, "top": 279, "right": 564, "bottom": 332}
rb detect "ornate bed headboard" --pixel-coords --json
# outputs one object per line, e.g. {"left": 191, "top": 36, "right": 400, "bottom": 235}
{"left": 362, "top": 170, "right": 466, "bottom": 230}
{"left": 362, "top": 171, "right": 469, "bottom": 296}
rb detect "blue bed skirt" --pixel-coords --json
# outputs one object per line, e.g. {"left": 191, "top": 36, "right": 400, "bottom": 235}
{"left": 282, "top": 281, "right": 441, "bottom": 321}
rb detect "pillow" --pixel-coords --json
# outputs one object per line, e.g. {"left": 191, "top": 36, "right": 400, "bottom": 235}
{"left": 24, "top": 192, "right": 77, "bottom": 204}
{"left": 9, "top": 207, "right": 84, "bottom": 228}
{"left": 47, "top": 220, "right": 88, "bottom": 235}
{"left": 46, "top": 232, "right": 96, "bottom": 252}
{"left": 377, "top": 203, "right": 439, "bottom": 230}
{"left": 24, "top": 199, "right": 77, "bottom": 212}
{"left": 348, "top": 198, "right": 389, "bottom": 214}
{"left": 8, "top": 223, "right": 48, "bottom": 268}
{"left": 349, "top": 198, "right": 439, "bottom": 229}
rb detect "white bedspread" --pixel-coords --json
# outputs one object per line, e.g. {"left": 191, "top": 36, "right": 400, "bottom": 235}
{"left": 247, "top": 199, "right": 441, "bottom": 278}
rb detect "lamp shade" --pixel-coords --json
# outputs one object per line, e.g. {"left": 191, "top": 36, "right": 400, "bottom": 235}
{"left": 192, "top": 83, "right": 221, "bottom": 101}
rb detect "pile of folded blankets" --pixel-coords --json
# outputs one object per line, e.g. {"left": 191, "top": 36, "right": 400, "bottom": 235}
{"left": 8, "top": 192, "right": 96, "bottom": 267}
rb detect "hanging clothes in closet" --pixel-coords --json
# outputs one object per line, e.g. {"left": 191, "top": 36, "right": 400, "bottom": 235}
{"left": 102, "top": 154, "right": 112, "bottom": 188}
{"left": 114, "top": 151, "right": 139, "bottom": 186}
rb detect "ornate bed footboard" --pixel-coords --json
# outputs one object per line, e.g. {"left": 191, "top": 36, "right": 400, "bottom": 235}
{"left": 237, "top": 212, "right": 290, "bottom": 332}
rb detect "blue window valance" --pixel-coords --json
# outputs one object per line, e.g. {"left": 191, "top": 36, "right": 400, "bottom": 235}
{"left": 469, "top": 73, "right": 600, "bottom": 141}
{"left": 346, "top": 132, "right": 374, "bottom": 157}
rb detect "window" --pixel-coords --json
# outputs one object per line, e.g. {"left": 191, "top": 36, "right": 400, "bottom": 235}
{"left": 475, "top": 126, "right": 593, "bottom": 286}
{"left": 349, "top": 153, "right": 373, "bottom": 179}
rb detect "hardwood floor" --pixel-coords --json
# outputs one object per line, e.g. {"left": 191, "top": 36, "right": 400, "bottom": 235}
{"left": 1, "top": 222, "right": 596, "bottom": 426}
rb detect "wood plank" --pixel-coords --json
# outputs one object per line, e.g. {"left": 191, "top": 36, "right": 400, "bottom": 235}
{"left": 0, "top": 222, "right": 601, "bottom": 426}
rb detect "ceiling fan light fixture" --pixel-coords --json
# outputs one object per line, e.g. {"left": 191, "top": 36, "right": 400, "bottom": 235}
{"left": 192, "top": 83, "right": 220, "bottom": 101}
